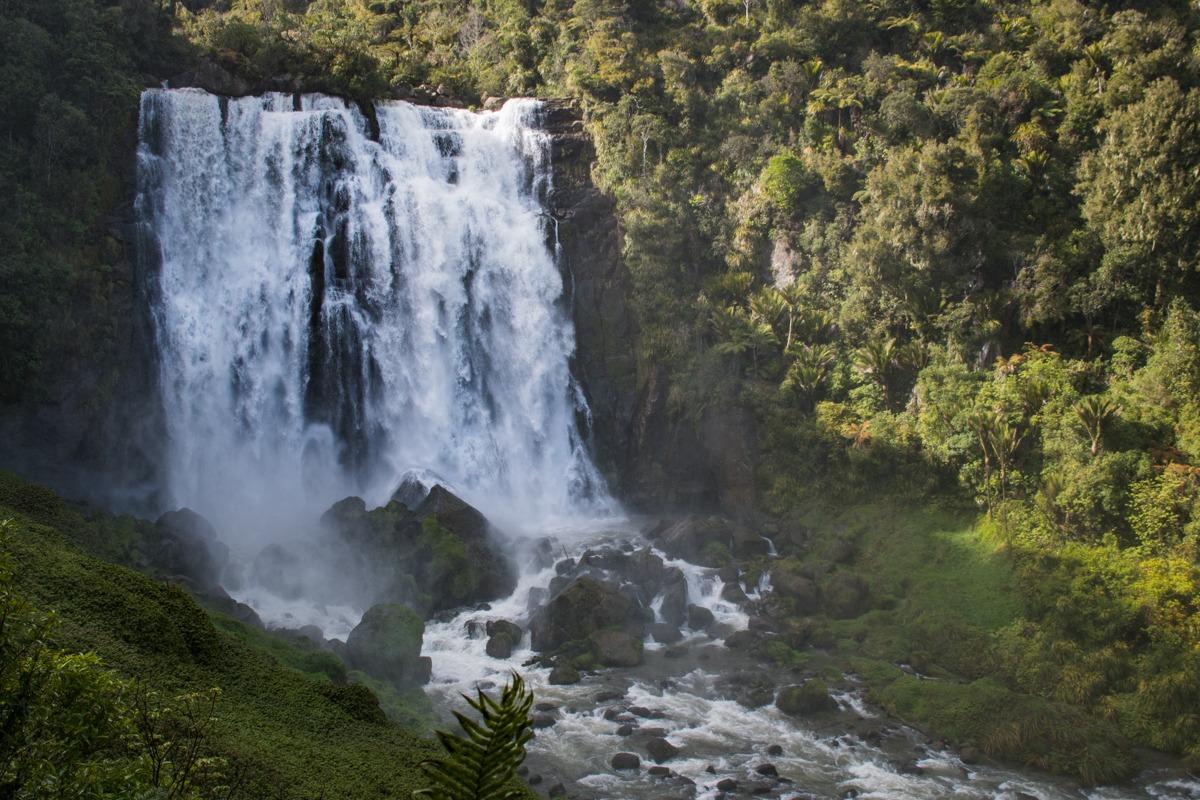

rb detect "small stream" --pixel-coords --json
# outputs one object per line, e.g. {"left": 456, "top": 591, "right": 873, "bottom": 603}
{"left": 421, "top": 519, "right": 1200, "bottom": 800}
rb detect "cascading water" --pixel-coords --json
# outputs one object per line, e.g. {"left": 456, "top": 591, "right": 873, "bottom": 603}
{"left": 137, "top": 88, "right": 609, "bottom": 537}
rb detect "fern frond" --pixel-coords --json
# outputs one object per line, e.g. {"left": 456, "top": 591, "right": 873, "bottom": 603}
{"left": 415, "top": 672, "right": 534, "bottom": 800}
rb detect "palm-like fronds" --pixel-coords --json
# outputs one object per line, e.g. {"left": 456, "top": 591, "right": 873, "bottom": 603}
{"left": 1075, "top": 395, "right": 1119, "bottom": 456}
{"left": 781, "top": 343, "right": 836, "bottom": 400}
{"left": 415, "top": 673, "right": 534, "bottom": 800}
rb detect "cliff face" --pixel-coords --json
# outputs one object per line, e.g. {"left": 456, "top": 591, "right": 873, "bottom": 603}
{"left": 543, "top": 100, "right": 757, "bottom": 516}
{"left": 0, "top": 110, "right": 163, "bottom": 513}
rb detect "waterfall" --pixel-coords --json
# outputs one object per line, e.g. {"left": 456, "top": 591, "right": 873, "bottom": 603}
{"left": 136, "top": 88, "right": 610, "bottom": 536}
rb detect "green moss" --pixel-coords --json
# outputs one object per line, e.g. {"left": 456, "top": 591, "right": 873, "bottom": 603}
{"left": 418, "top": 516, "right": 474, "bottom": 605}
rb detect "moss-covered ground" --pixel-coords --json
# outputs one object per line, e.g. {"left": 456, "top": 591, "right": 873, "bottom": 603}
{"left": 768, "top": 499, "right": 1141, "bottom": 784}
{"left": 0, "top": 471, "right": 495, "bottom": 798}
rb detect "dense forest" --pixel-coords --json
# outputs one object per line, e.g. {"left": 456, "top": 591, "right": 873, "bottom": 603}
{"left": 3, "top": 0, "right": 1200, "bottom": 794}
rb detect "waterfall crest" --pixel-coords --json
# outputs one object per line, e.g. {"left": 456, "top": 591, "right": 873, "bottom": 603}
{"left": 137, "top": 88, "right": 610, "bottom": 535}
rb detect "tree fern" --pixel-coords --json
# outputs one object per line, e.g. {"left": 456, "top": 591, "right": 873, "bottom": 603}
{"left": 415, "top": 673, "right": 534, "bottom": 800}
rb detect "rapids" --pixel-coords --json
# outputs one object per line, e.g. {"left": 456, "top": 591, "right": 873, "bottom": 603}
{"left": 424, "top": 521, "right": 1200, "bottom": 800}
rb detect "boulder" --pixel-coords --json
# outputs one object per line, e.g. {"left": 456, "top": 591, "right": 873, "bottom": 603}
{"left": 317, "top": 484, "right": 516, "bottom": 614}
{"left": 345, "top": 603, "right": 428, "bottom": 688}
{"left": 151, "top": 508, "right": 229, "bottom": 590}
{"left": 486, "top": 633, "right": 515, "bottom": 659}
{"left": 658, "top": 569, "right": 689, "bottom": 627}
{"left": 651, "top": 515, "right": 733, "bottom": 565}
{"left": 824, "top": 572, "right": 871, "bottom": 619}
{"left": 721, "top": 581, "right": 748, "bottom": 603}
{"left": 645, "top": 737, "right": 680, "bottom": 763}
{"left": 775, "top": 680, "right": 836, "bottom": 716}
{"left": 589, "top": 630, "right": 643, "bottom": 667}
{"left": 626, "top": 548, "right": 667, "bottom": 594}
{"left": 548, "top": 664, "right": 580, "bottom": 685}
{"left": 486, "top": 619, "right": 522, "bottom": 642}
{"left": 389, "top": 470, "right": 436, "bottom": 509}
{"left": 484, "top": 619, "right": 521, "bottom": 658}
{"left": 611, "top": 752, "right": 640, "bottom": 770}
{"left": 687, "top": 604, "right": 715, "bottom": 630}
{"left": 770, "top": 562, "right": 822, "bottom": 614}
{"left": 526, "top": 587, "right": 549, "bottom": 613}
{"left": 530, "top": 577, "right": 645, "bottom": 652}
{"left": 320, "top": 495, "right": 368, "bottom": 529}
{"left": 648, "top": 623, "right": 683, "bottom": 644}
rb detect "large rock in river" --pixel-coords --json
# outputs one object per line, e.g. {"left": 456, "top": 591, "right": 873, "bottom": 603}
{"left": 345, "top": 603, "right": 431, "bottom": 688}
{"left": 588, "top": 629, "right": 643, "bottom": 667}
{"left": 529, "top": 577, "right": 645, "bottom": 652}
{"left": 775, "top": 679, "right": 836, "bottom": 715}
{"left": 320, "top": 485, "right": 517, "bottom": 614}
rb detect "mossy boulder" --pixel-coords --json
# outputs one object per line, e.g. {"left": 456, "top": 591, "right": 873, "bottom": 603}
{"left": 529, "top": 576, "right": 645, "bottom": 652}
{"left": 588, "top": 629, "right": 643, "bottom": 667}
{"left": 823, "top": 571, "right": 871, "bottom": 619}
{"left": 770, "top": 560, "right": 821, "bottom": 614}
{"left": 345, "top": 603, "right": 430, "bottom": 688}
{"left": 321, "top": 485, "right": 517, "bottom": 614}
{"left": 485, "top": 619, "right": 522, "bottom": 658}
{"left": 548, "top": 664, "right": 580, "bottom": 685}
{"left": 775, "top": 680, "right": 836, "bottom": 715}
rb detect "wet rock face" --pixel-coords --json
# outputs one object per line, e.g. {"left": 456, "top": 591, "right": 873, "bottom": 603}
{"left": 647, "top": 514, "right": 752, "bottom": 566}
{"left": 544, "top": 100, "right": 756, "bottom": 514}
{"left": 542, "top": 99, "right": 634, "bottom": 488}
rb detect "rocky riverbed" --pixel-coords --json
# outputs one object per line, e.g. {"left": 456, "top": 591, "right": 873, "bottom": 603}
{"left": 419, "top": 518, "right": 1200, "bottom": 800}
